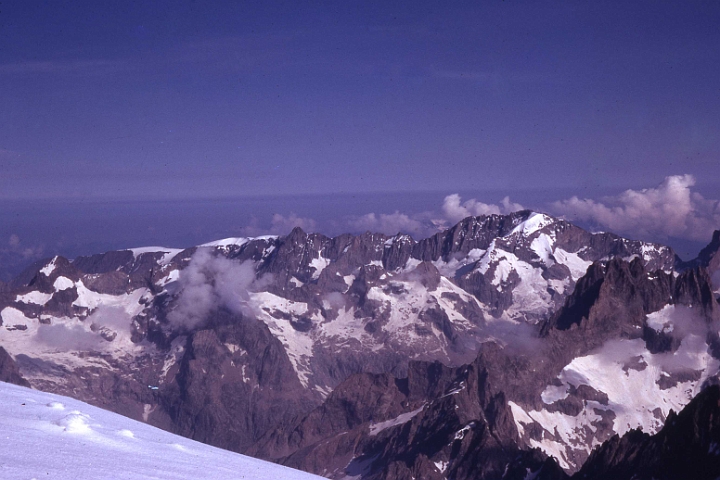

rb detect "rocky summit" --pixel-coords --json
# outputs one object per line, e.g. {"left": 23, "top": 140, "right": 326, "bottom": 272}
{"left": 0, "top": 210, "right": 719, "bottom": 479}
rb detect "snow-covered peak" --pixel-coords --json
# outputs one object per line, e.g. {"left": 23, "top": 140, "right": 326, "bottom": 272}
{"left": 127, "top": 246, "right": 183, "bottom": 264}
{"left": 510, "top": 212, "right": 555, "bottom": 237}
{"left": 200, "top": 235, "right": 278, "bottom": 248}
{"left": 200, "top": 237, "right": 252, "bottom": 248}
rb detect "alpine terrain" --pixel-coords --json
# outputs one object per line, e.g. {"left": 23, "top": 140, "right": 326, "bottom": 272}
{"left": 1, "top": 211, "right": 719, "bottom": 479}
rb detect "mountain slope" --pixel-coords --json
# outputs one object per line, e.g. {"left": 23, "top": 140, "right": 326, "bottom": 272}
{"left": 0, "top": 380, "right": 321, "bottom": 480}
{"left": 0, "top": 211, "right": 716, "bottom": 479}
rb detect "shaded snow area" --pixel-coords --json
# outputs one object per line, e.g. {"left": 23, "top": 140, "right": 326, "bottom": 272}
{"left": 509, "top": 308, "right": 720, "bottom": 470}
{"left": 1, "top": 282, "right": 151, "bottom": 377}
{"left": 0, "top": 382, "right": 320, "bottom": 480}
{"left": 368, "top": 405, "right": 425, "bottom": 436}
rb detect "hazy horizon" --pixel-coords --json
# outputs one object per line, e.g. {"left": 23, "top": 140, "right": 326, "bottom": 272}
{"left": 1, "top": 182, "right": 715, "bottom": 281}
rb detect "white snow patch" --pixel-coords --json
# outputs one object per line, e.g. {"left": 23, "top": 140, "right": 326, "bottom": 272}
{"left": 309, "top": 256, "right": 331, "bottom": 280}
{"left": 521, "top": 335, "right": 720, "bottom": 469}
{"left": 40, "top": 257, "right": 58, "bottom": 276}
{"left": 646, "top": 304, "right": 676, "bottom": 333}
{"left": 530, "top": 234, "right": 555, "bottom": 265}
{"left": 200, "top": 237, "right": 250, "bottom": 248}
{"left": 73, "top": 281, "right": 147, "bottom": 317}
{"left": 342, "top": 275, "right": 355, "bottom": 290}
{"left": 369, "top": 405, "right": 424, "bottom": 436}
{"left": 54, "top": 411, "right": 92, "bottom": 434}
{"left": 529, "top": 437, "right": 570, "bottom": 470}
{"left": 554, "top": 248, "right": 592, "bottom": 281}
{"left": 453, "top": 422, "right": 475, "bottom": 441}
{"left": 1, "top": 307, "right": 32, "bottom": 330}
{"left": 318, "top": 306, "right": 374, "bottom": 349}
{"left": 53, "top": 276, "right": 75, "bottom": 291}
{"left": 511, "top": 213, "right": 554, "bottom": 237}
{"left": 128, "top": 247, "right": 182, "bottom": 265}
{"left": 157, "top": 268, "right": 180, "bottom": 287}
{"left": 640, "top": 244, "right": 667, "bottom": 265}
{"left": 403, "top": 257, "right": 422, "bottom": 272}
{"left": 250, "top": 292, "right": 314, "bottom": 387}
{"left": 15, "top": 291, "right": 53, "bottom": 305}
{"left": 508, "top": 401, "right": 533, "bottom": 437}
{"left": 476, "top": 246, "right": 553, "bottom": 320}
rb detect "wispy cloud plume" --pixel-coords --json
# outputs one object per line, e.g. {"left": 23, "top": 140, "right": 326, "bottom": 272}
{"left": 168, "top": 248, "right": 271, "bottom": 331}
{"left": 441, "top": 194, "right": 524, "bottom": 224}
{"left": 552, "top": 174, "right": 720, "bottom": 241}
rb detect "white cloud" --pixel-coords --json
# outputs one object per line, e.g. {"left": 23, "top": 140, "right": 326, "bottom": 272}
{"left": 441, "top": 194, "right": 524, "bottom": 224}
{"left": 168, "top": 249, "right": 271, "bottom": 331}
{"left": 344, "top": 194, "right": 525, "bottom": 238}
{"left": 552, "top": 174, "right": 720, "bottom": 241}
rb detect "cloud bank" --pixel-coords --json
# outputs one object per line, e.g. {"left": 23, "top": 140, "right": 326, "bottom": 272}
{"left": 552, "top": 174, "right": 720, "bottom": 241}
{"left": 168, "top": 248, "right": 270, "bottom": 331}
{"left": 347, "top": 195, "right": 525, "bottom": 237}
{"left": 228, "top": 174, "right": 718, "bottom": 248}
{"left": 441, "top": 194, "right": 525, "bottom": 224}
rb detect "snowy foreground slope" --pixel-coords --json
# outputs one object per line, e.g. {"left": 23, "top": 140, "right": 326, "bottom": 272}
{"left": 0, "top": 381, "right": 320, "bottom": 480}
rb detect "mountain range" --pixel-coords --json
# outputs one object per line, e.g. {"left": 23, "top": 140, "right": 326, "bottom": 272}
{"left": 1, "top": 210, "right": 718, "bottom": 479}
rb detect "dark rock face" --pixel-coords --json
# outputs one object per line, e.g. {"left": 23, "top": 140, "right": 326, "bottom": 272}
{"left": 0, "top": 346, "right": 29, "bottom": 387}
{"left": 682, "top": 230, "right": 720, "bottom": 275}
{"left": 573, "top": 385, "right": 720, "bottom": 480}
{"left": 155, "top": 309, "right": 316, "bottom": 452}
{"left": 252, "top": 355, "right": 568, "bottom": 480}
{"left": 541, "top": 258, "right": 716, "bottom": 363}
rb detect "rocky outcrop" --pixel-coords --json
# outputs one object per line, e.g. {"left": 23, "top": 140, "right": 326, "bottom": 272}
{"left": 0, "top": 346, "right": 29, "bottom": 387}
{"left": 252, "top": 355, "right": 568, "bottom": 480}
{"left": 154, "top": 309, "right": 317, "bottom": 452}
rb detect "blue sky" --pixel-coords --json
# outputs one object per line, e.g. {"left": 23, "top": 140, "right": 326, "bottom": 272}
{"left": 0, "top": 1, "right": 719, "bottom": 277}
